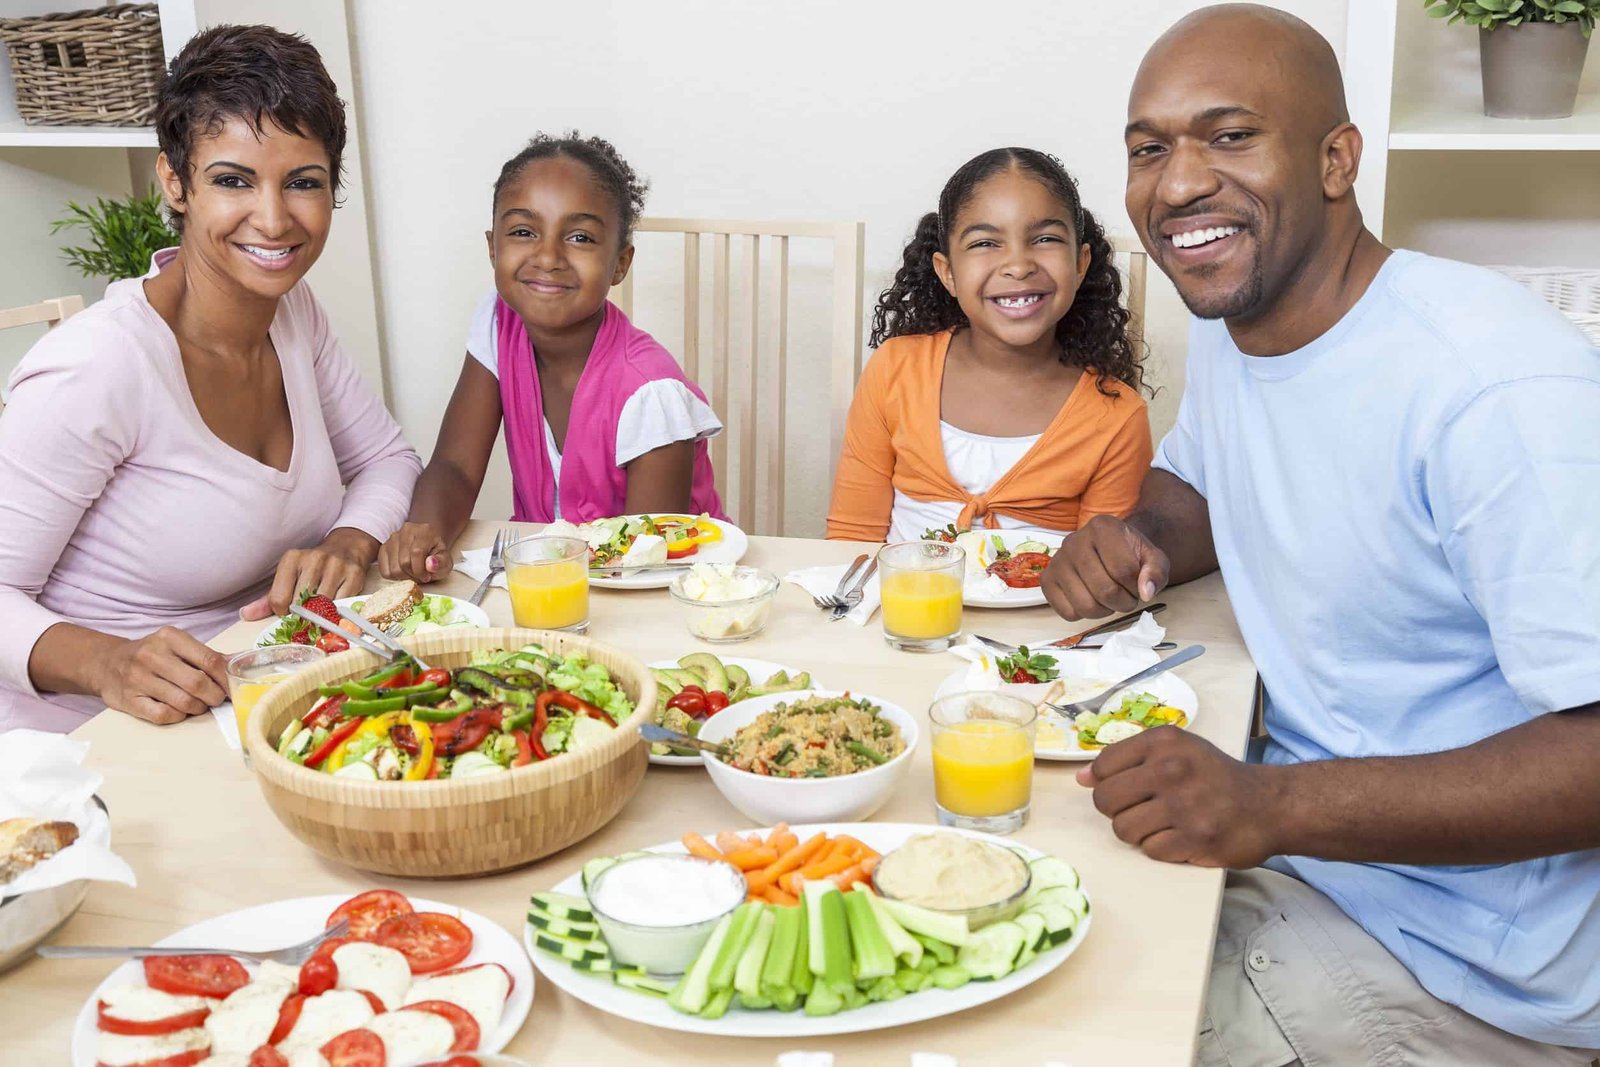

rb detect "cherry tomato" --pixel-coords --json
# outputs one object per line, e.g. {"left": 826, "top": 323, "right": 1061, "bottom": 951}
{"left": 679, "top": 684, "right": 705, "bottom": 697}
{"left": 96, "top": 999, "right": 210, "bottom": 1035}
{"left": 320, "top": 1027, "right": 386, "bottom": 1067}
{"left": 143, "top": 955, "right": 248, "bottom": 999}
{"left": 667, "top": 691, "right": 707, "bottom": 717}
{"left": 703, "top": 691, "right": 730, "bottom": 715}
{"left": 327, "top": 891, "right": 415, "bottom": 939}
{"left": 268, "top": 993, "right": 305, "bottom": 1044}
{"left": 249, "top": 1047, "right": 290, "bottom": 1067}
{"left": 316, "top": 631, "right": 350, "bottom": 654}
{"left": 297, "top": 936, "right": 352, "bottom": 996}
{"left": 418, "top": 668, "right": 453, "bottom": 688}
{"left": 371, "top": 911, "right": 474, "bottom": 974}
{"left": 403, "top": 999, "right": 481, "bottom": 1051}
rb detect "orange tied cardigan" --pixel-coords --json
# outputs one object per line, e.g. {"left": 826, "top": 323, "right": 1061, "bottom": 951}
{"left": 826, "top": 331, "right": 1153, "bottom": 542}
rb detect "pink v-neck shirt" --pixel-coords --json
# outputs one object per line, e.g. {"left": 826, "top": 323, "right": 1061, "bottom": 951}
{"left": 0, "top": 255, "right": 421, "bottom": 733}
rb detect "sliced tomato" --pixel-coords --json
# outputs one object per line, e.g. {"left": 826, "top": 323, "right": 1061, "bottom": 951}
{"left": 434, "top": 960, "right": 515, "bottom": 998}
{"left": 987, "top": 551, "right": 1052, "bottom": 589}
{"left": 354, "top": 989, "right": 386, "bottom": 1014}
{"left": 418, "top": 668, "right": 452, "bottom": 688}
{"left": 402, "top": 999, "right": 480, "bottom": 1051}
{"left": 320, "top": 1027, "right": 387, "bottom": 1067}
{"left": 434, "top": 1058, "right": 479, "bottom": 1067}
{"left": 96, "top": 999, "right": 210, "bottom": 1036}
{"left": 248, "top": 1047, "right": 290, "bottom": 1067}
{"left": 297, "top": 935, "right": 351, "bottom": 996}
{"left": 326, "top": 889, "right": 415, "bottom": 940}
{"left": 268, "top": 992, "right": 305, "bottom": 1044}
{"left": 303, "top": 694, "right": 349, "bottom": 731}
{"left": 433, "top": 708, "right": 499, "bottom": 756}
{"left": 376, "top": 669, "right": 415, "bottom": 691}
{"left": 316, "top": 631, "right": 350, "bottom": 654}
{"left": 143, "top": 955, "right": 248, "bottom": 999}
{"left": 511, "top": 728, "right": 533, "bottom": 767}
{"left": 371, "top": 911, "right": 473, "bottom": 974}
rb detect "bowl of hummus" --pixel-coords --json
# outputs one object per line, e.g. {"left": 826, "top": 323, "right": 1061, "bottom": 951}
{"left": 871, "top": 831, "right": 1032, "bottom": 930}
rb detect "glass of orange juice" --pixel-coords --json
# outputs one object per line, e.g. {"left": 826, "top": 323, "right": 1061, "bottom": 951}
{"left": 226, "top": 645, "right": 325, "bottom": 766}
{"left": 505, "top": 536, "right": 591, "bottom": 633}
{"left": 929, "top": 691, "right": 1037, "bottom": 834}
{"left": 876, "top": 541, "right": 965, "bottom": 652}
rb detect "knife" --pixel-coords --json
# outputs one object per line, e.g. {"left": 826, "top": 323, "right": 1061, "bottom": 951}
{"left": 1046, "top": 603, "right": 1166, "bottom": 649}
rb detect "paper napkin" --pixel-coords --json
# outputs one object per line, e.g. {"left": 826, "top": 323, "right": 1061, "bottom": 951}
{"left": 458, "top": 547, "right": 508, "bottom": 591}
{"left": 0, "top": 730, "right": 136, "bottom": 896}
{"left": 782, "top": 563, "right": 881, "bottom": 626}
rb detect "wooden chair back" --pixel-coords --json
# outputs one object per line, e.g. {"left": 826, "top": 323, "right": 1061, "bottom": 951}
{"left": 1108, "top": 235, "right": 1150, "bottom": 352}
{"left": 612, "top": 218, "right": 865, "bottom": 536}
{"left": 0, "top": 294, "right": 85, "bottom": 408}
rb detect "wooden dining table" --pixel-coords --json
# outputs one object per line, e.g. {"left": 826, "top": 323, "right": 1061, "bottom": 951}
{"left": 2, "top": 522, "right": 1259, "bottom": 1065}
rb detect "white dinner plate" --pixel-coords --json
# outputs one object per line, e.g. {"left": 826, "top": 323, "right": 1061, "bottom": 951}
{"left": 934, "top": 649, "right": 1199, "bottom": 761}
{"left": 254, "top": 594, "right": 490, "bottom": 648}
{"left": 590, "top": 516, "right": 748, "bottom": 590}
{"left": 959, "top": 530, "right": 1064, "bottom": 609}
{"left": 525, "top": 822, "right": 1091, "bottom": 1038}
{"left": 645, "top": 658, "right": 821, "bottom": 767}
{"left": 71, "top": 894, "right": 533, "bottom": 1066}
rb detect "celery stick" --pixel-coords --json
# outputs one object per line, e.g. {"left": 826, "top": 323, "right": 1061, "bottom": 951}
{"left": 803, "top": 881, "right": 854, "bottom": 992}
{"left": 699, "top": 986, "right": 735, "bottom": 1019}
{"left": 734, "top": 908, "right": 776, "bottom": 999}
{"left": 841, "top": 984, "right": 868, "bottom": 1010}
{"left": 760, "top": 905, "right": 801, "bottom": 1003}
{"left": 842, "top": 890, "right": 896, "bottom": 980}
{"left": 913, "top": 953, "right": 939, "bottom": 974}
{"left": 708, "top": 901, "right": 764, "bottom": 992}
{"left": 861, "top": 887, "right": 922, "bottom": 968}
{"left": 803, "top": 981, "right": 844, "bottom": 1017}
{"left": 790, "top": 906, "right": 814, "bottom": 995}
{"left": 737, "top": 992, "right": 773, "bottom": 1010}
{"left": 866, "top": 975, "right": 906, "bottom": 1002}
{"left": 668, "top": 913, "right": 733, "bottom": 1015}
{"left": 803, "top": 880, "right": 830, "bottom": 979}
{"left": 880, "top": 895, "right": 970, "bottom": 946}
{"left": 894, "top": 967, "right": 931, "bottom": 993}
{"left": 914, "top": 932, "right": 956, "bottom": 965}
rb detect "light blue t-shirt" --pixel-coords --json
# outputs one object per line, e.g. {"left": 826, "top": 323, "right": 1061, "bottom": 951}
{"left": 1155, "top": 250, "right": 1600, "bottom": 1047}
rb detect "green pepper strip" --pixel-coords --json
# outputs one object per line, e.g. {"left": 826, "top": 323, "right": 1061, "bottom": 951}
{"left": 407, "top": 689, "right": 449, "bottom": 706}
{"left": 373, "top": 682, "right": 438, "bottom": 700}
{"left": 356, "top": 661, "right": 411, "bottom": 688}
{"left": 344, "top": 695, "right": 408, "bottom": 717}
{"left": 410, "top": 694, "right": 474, "bottom": 723}
{"left": 845, "top": 741, "right": 888, "bottom": 765}
{"left": 502, "top": 706, "right": 535, "bottom": 733}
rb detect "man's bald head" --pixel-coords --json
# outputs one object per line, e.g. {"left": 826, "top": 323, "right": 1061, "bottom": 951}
{"left": 1124, "top": 3, "right": 1366, "bottom": 329}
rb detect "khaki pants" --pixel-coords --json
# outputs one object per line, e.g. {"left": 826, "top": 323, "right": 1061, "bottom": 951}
{"left": 1197, "top": 868, "right": 1599, "bottom": 1067}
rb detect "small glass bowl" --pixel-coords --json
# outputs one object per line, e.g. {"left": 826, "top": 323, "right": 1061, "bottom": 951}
{"left": 872, "top": 839, "right": 1033, "bottom": 931}
{"left": 668, "top": 566, "right": 780, "bottom": 643}
{"left": 586, "top": 854, "right": 748, "bottom": 974}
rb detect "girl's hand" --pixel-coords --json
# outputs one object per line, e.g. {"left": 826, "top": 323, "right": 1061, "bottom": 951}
{"left": 378, "top": 522, "right": 452, "bottom": 584}
{"left": 240, "top": 528, "right": 378, "bottom": 620}
{"left": 96, "top": 627, "right": 229, "bottom": 725}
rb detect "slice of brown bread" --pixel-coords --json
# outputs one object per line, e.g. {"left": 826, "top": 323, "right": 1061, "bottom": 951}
{"left": 360, "top": 581, "right": 423, "bottom": 629}
{"left": 0, "top": 818, "right": 79, "bottom": 884}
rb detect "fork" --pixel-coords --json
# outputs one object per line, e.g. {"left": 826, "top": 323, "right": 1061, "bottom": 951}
{"left": 814, "top": 554, "right": 868, "bottom": 612}
{"left": 39, "top": 918, "right": 352, "bottom": 965}
{"left": 830, "top": 559, "right": 878, "bottom": 621}
{"left": 468, "top": 528, "right": 510, "bottom": 607}
{"left": 1044, "top": 644, "right": 1206, "bottom": 718}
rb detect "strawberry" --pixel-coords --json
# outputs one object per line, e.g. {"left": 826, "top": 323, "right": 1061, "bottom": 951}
{"left": 303, "top": 594, "right": 341, "bottom": 625}
{"left": 290, "top": 627, "right": 312, "bottom": 645}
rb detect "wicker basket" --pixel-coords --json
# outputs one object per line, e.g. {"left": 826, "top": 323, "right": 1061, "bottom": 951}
{"left": 1490, "top": 266, "right": 1600, "bottom": 347}
{"left": 247, "top": 628, "right": 656, "bottom": 879}
{"left": 0, "top": 4, "right": 163, "bottom": 127}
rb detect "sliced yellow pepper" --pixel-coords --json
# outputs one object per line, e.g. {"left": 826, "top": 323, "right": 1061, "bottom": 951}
{"left": 404, "top": 718, "right": 435, "bottom": 781}
{"left": 327, "top": 711, "right": 401, "bottom": 772}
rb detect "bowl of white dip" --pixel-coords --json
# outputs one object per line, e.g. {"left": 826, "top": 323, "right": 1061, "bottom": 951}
{"left": 586, "top": 853, "right": 748, "bottom": 974}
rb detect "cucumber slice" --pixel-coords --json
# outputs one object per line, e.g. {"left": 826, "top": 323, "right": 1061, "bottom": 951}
{"left": 1027, "top": 856, "right": 1080, "bottom": 892}
{"left": 955, "top": 921, "right": 1027, "bottom": 981}
{"left": 1013, "top": 913, "right": 1048, "bottom": 968}
{"left": 1031, "top": 885, "right": 1089, "bottom": 919}
{"left": 535, "top": 932, "right": 609, "bottom": 963}
{"left": 527, "top": 912, "right": 600, "bottom": 940}
{"left": 617, "top": 971, "right": 677, "bottom": 997}
{"left": 530, "top": 891, "right": 594, "bottom": 923}
{"left": 572, "top": 956, "right": 631, "bottom": 973}
{"left": 569, "top": 715, "right": 614, "bottom": 751}
{"left": 581, "top": 856, "right": 618, "bottom": 891}
{"left": 1028, "top": 902, "right": 1077, "bottom": 945}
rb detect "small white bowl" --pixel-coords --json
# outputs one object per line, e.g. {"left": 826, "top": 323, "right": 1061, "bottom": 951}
{"left": 669, "top": 566, "right": 779, "bottom": 643}
{"left": 585, "top": 853, "right": 747, "bottom": 974}
{"left": 695, "top": 690, "right": 919, "bottom": 824}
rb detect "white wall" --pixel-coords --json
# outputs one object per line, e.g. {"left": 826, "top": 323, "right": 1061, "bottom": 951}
{"left": 349, "top": 0, "right": 1349, "bottom": 535}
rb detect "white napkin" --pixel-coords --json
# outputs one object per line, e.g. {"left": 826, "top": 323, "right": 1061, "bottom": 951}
{"left": 0, "top": 730, "right": 135, "bottom": 896}
{"left": 946, "top": 611, "right": 1167, "bottom": 695}
{"left": 783, "top": 563, "right": 881, "bottom": 626}
{"left": 458, "top": 547, "right": 508, "bottom": 590}
{"left": 212, "top": 701, "right": 241, "bottom": 751}
{"left": 1093, "top": 611, "right": 1167, "bottom": 678}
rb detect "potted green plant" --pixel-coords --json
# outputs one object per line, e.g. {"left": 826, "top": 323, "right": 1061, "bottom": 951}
{"left": 1424, "top": 0, "right": 1598, "bottom": 118}
{"left": 50, "top": 186, "right": 178, "bottom": 281}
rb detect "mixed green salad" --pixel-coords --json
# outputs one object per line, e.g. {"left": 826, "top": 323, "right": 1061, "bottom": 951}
{"left": 1074, "top": 690, "right": 1190, "bottom": 750}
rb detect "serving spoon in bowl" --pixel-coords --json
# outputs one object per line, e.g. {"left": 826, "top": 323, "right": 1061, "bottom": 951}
{"left": 639, "top": 723, "right": 727, "bottom": 759}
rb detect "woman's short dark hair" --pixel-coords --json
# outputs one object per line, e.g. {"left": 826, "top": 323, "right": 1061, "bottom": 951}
{"left": 155, "top": 24, "right": 347, "bottom": 232}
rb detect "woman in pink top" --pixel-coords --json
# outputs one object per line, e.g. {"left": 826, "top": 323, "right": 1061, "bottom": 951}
{"left": 377, "top": 133, "right": 724, "bottom": 583}
{"left": 0, "top": 26, "right": 420, "bottom": 734}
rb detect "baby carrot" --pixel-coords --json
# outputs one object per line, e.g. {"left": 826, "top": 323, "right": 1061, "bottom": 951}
{"left": 747, "top": 831, "right": 827, "bottom": 891}
{"left": 834, "top": 835, "right": 874, "bottom": 860}
{"left": 683, "top": 832, "right": 730, "bottom": 864}
{"left": 768, "top": 832, "right": 798, "bottom": 854}
{"left": 723, "top": 846, "right": 779, "bottom": 871}
{"left": 715, "top": 831, "right": 749, "bottom": 855}
{"left": 860, "top": 854, "right": 879, "bottom": 876}
{"left": 828, "top": 862, "right": 868, "bottom": 889}
{"left": 762, "top": 885, "right": 800, "bottom": 906}
{"left": 798, "top": 852, "right": 855, "bottom": 882}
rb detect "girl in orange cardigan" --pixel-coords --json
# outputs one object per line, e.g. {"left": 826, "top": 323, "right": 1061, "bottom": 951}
{"left": 827, "top": 148, "right": 1152, "bottom": 542}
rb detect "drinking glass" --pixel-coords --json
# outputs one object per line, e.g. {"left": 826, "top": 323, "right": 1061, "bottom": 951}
{"left": 226, "top": 644, "right": 325, "bottom": 766}
{"left": 505, "top": 536, "right": 590, "bottom": 633}
{"left": 929, "top": 691, "right": 1038, "bottom": 834}
{"left": 876, "top": 540, "right": 965, "bottom": 652}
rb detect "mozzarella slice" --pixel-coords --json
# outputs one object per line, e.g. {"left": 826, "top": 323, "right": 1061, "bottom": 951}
{"left": 96, "top": 1026, "right": 210, "bottom": 1066}
{"left": 367, "top": 1010, "right": 456, "bottom": 1062}
{"left": 620, "top": 533, "right": 667, "bottom": 566}
{"left": 204, "top": 978, "right": 292, "bottom": 1055}
{"left": 284, "top": 1049, "right": 331, "bottom": 1067}
{"left": 278, "top": 989, "right": 374, "bottom": 1053}
{"left": 404, "top": 963, "right": 509, "bottom": 1039}
{"left": 256, "top": 960, "right": 302, "bottom": 988}
{"left": 98, "top": 983, "right": 213, "bottom": 1025}
{"left": 331, "top": 942, "right": 412, "bottom": 1011}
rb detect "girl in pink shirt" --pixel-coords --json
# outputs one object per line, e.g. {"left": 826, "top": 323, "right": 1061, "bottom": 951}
{"left": 0, "top": 26, "right": 420, "bottom": 734}
{"left": 379, "top": 133, "right": 724, "bottom": 583}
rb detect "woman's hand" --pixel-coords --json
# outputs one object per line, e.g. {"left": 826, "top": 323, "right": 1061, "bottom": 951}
{"left": 239, "top": 527, "right": 378, "bottom": 621}
{"left": 378, "top": 522, "right": 452, "bottom": 584}
{"left": 95, "top": 627, "right": 229, "bottom": 726}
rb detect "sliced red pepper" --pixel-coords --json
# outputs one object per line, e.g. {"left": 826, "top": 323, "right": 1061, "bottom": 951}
{"left": 306, "top": 717, "right": 363, "bottom": 769}
{"left": 426, "top": 755, "right": 441, "bottom": 779}
{"left": 303, "top": 694, "right": 348, "bottom": 732}
{"left": 512, "top": 728, "right": 533, "bottom": 767}
{"left": 376, "top": 668, "right": 415, "bottom": 690}
{"left": 390, "top": 723, "right": 421, "bottom": 756}
{"left": 417, "top": 668, "right": 452, "bottom": 688}
{"left": 703, "top": 691, "right": 730, "bottom": 715}
{"left": 540, "top": 689, "right": 615, "bottom": 727}
{"left": 434, "top": 707, "right": 502, "bottom": 756}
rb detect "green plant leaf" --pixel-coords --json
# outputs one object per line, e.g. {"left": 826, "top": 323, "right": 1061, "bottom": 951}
{"left": 49, "top": 186, "right": 178, "bottom": 281}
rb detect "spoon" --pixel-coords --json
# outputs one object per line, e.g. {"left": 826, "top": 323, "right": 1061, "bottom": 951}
{"left": 639, "top": 723, "right": 727, "bottom": 759}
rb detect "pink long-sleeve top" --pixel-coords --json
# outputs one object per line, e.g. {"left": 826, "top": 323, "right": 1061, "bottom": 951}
{"left": 0, "top": 253, "right": 422, "bottom": 733}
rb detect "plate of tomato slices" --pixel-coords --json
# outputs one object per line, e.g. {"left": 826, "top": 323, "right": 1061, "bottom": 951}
{"left": 71, "top": 890, "right": 532, "bottom": 1067}
{"left": 955, "top": 530, "right": 1064, "bottom": 609}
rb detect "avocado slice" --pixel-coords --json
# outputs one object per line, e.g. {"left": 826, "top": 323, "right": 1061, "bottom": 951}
{"left": 678, "top": 652, "right": 729, "bottom": 694}
{"left": 724, "top": 664, "right": 751, "bottom": 701}
{"left": 784, "top": 671, "right": 812, "bottom": 691}
{"left": 650, "top": 667, "right": 684, "bottom": 697}
{"left": 667, "top": 668, "right": 706, "bottom": 690}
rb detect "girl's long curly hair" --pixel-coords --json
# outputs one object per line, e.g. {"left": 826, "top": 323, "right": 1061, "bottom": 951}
{"left": 870, "top": 147, "right": 1144, "bottom": 395}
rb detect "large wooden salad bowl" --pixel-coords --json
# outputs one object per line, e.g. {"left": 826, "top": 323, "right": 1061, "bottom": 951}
{"left": 246, "top": 627, "right": 655, "bottom": 878}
